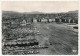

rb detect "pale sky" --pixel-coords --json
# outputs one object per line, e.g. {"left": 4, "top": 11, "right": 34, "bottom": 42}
{"left": 2, "top": 1, "right": 78, "bottom": 13}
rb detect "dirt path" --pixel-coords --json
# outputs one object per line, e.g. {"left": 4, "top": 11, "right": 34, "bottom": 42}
{"left": 33, "top": 22, "right": 78, "bottom": 55}
{"left": 33, "top": 23, "right": 52, "bottom": 54}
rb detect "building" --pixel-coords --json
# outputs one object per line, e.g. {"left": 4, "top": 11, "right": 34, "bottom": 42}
{"left": 52, "top": 19, "right": 55, "bottom": 22}
{"left": 48, "top": 19, "right": 53, "bottom": 22}
{"left": 20, "top": 20, "right": 26, "bottom": 26}
{"left": 37, "top": 19, "right": 41, "bottom": 22}
{"left": 33, "top": 19, "right": 37, "bottom": 23}
{"left": 41, "top": 18, "right": 47, "bottom": 22}
{"left": 55, "top": 19, "right": 60, "bottom": 22}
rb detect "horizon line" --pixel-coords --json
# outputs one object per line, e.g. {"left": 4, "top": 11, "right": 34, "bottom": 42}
{"left": 2, "top": 10, "right": 78, "bottom": 14}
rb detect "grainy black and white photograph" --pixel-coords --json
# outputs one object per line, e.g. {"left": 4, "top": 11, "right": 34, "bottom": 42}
{"left": 2, "top": 1, "right": 78, "bottom": 55}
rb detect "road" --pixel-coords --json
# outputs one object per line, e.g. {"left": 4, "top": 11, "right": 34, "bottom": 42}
{"left": 33, "top": 22, "right": 78, "bottom": 55}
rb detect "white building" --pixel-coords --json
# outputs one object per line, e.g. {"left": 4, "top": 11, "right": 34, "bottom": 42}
{"left": 33, "top": 19, "right": 37, "bottom": 23}
{"left": 49, "top": 19, "right": 53, "bottom": 22}
{"left": 41, "top": 18, "right": 47, "bottom": 22}
{"left": 20, "top": 20, "right": 26, "bottom": 26}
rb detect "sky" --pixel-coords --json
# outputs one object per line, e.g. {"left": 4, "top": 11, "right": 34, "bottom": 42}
{"left": 2, "top": 1, "right": 78, "bottom": 13}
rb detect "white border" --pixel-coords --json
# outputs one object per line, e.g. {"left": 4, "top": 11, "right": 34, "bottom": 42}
{"left": 1, "top": 0, "right": 79, "bottom": 1}
{"left": 0, "top": 0, "right": 79, "bottom": 56}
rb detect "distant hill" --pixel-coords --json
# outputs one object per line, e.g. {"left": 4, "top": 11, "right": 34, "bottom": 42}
{"left": 23, "top": 11, "right": 44, "bottom": 14}
{"left": 2, "top": 11, "right": 22, "bottom": 15}
{"left": 2, "top": 11, "right": 23, "bottom": 19}
{"left": 67, "top": 10, "right": 78, "bottom": 14}
{"left": 2, "top": 10, "right": 78, "bottom": 15}
{"left": 2, "top": 10, "right": 78, "bottom": 20}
